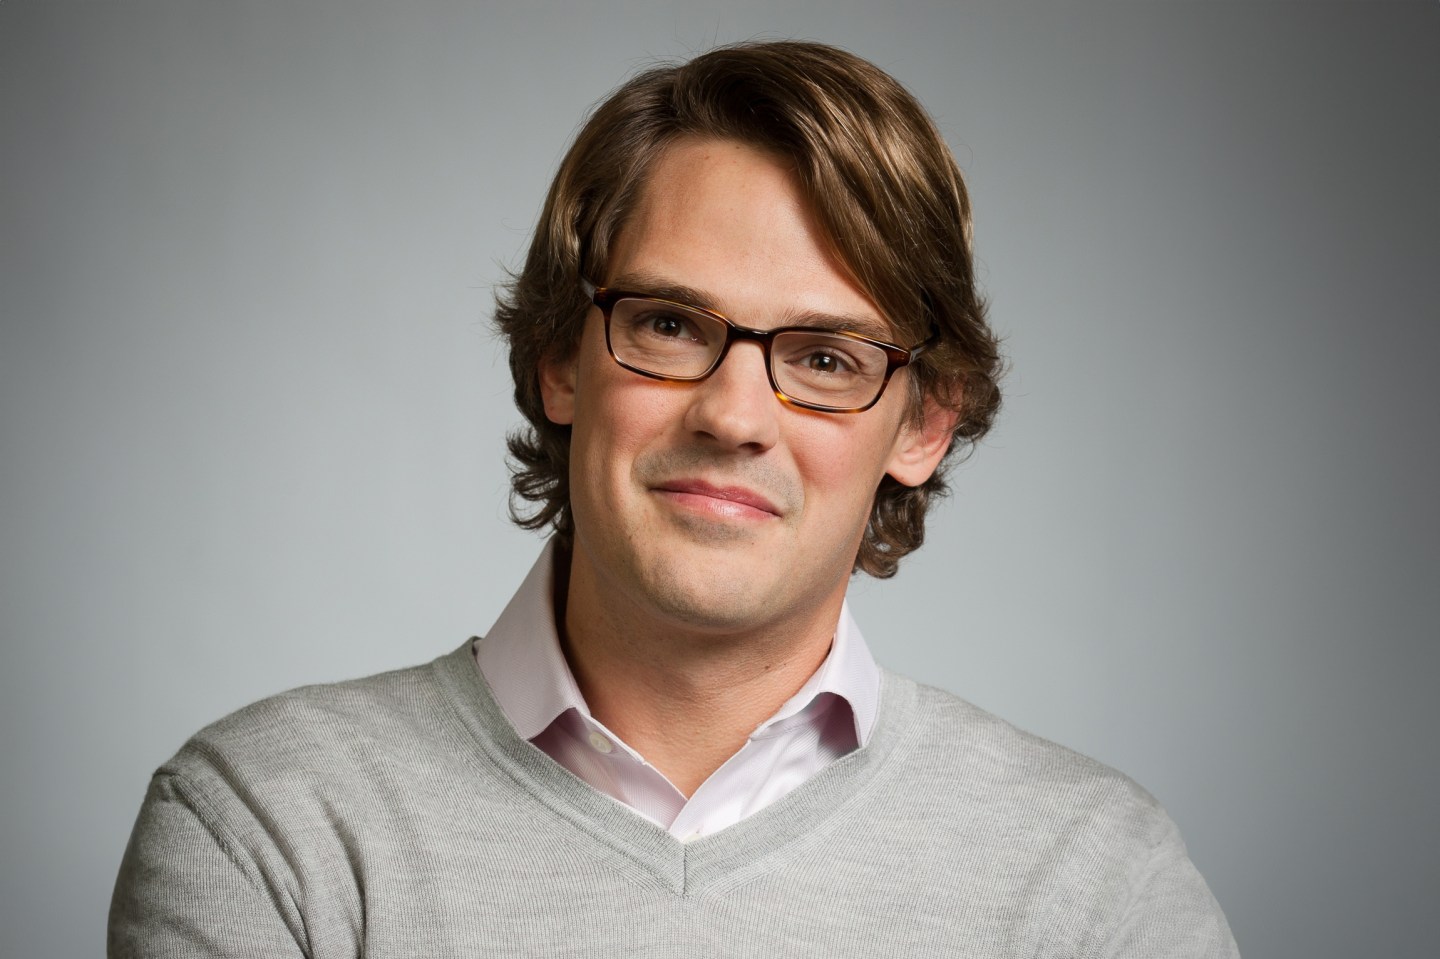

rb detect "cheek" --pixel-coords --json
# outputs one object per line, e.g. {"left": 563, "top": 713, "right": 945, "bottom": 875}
{"left": 572, "top": 372, "right": 672, "bottom": 478}
{"left": 787, "top": 419, "right": 891, "bottom": 509}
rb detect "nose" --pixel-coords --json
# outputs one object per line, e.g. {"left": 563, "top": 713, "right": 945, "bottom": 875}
{"left": 681, "top": 340, "right": 781, "bottom": 452}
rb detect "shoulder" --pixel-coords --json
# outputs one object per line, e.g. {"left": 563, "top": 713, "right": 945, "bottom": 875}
{"left": 871, "top": 674, "right": 1237, "bottom": 956}
{"left": 114, "top": 652, "right": 478, "bottom": 954}
{"left": 154, "top": 645, "right": 480, "bottom": 820}
{"left": 185, "top": 657, "right": 443, "bottom": 755}
{"left": 890, "top": 673, "right": 1178, "bottom": 851}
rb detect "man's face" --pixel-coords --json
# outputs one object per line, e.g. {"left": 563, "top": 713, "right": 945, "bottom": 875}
{"left": 540, "top": 137, "right": 950, "bottom": 639}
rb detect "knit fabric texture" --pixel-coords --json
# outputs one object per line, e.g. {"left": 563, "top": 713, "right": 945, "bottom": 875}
{"left": 109, "top": 641, "right": 1239, "bottom": 957}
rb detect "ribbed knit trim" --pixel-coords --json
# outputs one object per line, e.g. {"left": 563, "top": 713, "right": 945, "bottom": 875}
{"left": 429, "top": 640, "right": 922, "bottom": 896}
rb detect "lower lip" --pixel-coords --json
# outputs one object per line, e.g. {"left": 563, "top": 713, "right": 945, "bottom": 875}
{"left": 655, "top": 489, "right": 778, "bottom": 522}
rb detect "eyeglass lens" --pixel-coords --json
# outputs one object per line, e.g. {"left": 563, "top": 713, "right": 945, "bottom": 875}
{"left": 606, "top": 297, "right": 894, "bottom": 410}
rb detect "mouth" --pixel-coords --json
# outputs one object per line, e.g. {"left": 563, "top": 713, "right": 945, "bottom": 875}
{"left": 651, "top": 479, "right": 783, "bottom": 521}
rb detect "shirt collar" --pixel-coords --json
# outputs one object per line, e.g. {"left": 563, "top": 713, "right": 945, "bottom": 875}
{"left": 475, "top": 539, "right": 586, "bottom": 740}
{"left": 475, "top": 539, "right": 881, "bottom": 746}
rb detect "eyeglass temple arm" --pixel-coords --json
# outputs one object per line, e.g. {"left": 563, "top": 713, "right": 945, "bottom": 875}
{"left": 907, "top": 324, "right": 941, "bottom": 362}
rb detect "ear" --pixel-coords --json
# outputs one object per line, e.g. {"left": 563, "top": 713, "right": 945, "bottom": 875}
{"left": 537, "top": 351, "right": 578, "bottom": 426}
{"left": 885, "top": 399, "right": 959, "bottom": 487}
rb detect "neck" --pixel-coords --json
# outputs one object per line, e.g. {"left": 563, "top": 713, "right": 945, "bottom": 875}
{"left": 556, "top": 545, "right": 844, "bottom": 798}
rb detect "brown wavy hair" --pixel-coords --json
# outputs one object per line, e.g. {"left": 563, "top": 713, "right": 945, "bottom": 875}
{"left": 494, "top": 40, "right": 1002, "bottom": 578}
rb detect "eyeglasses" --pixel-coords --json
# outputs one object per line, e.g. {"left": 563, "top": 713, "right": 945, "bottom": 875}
{"left": 582, "top": 280, "right": 935, "bottom": 413}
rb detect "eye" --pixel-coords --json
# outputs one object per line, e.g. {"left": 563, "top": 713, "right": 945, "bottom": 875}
{"left": 625, "top": 307, "right": 708, "bottom": 345}
{"left": 781, "top": 338, "right": 867, "bottom": 378}
{"left": 648, "top": 313, "right": 692, "bottom": 339}
{"left": 773, "top": 331, "right": 889, "bottom": 402}
{"left": 801, "top": 349, "right": 854, "bottom": 375}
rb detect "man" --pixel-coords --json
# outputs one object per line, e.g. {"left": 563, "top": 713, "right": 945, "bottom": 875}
{"left": 110, "top": 41, "right": 1238, "bottom": 957}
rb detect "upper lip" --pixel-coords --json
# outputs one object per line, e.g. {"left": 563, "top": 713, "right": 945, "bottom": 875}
{"left": 653, "top": 478, "right": 782, "bottom": 516}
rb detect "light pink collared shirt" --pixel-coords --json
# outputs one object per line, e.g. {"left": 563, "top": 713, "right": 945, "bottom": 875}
{"left": 474, "top": 541, "right": 881, "bottom": 841}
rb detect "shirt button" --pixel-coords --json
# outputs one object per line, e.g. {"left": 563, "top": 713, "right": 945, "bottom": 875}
{"left": 587, "top": 730, "right": 614, "bottom": 754}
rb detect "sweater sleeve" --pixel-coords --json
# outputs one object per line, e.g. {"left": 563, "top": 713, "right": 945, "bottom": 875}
{"left": 108, "top": 774, "right": 308, "bottom": 959}
{"left": 1100, "top": 815, "right": 1240, "bottom": 959}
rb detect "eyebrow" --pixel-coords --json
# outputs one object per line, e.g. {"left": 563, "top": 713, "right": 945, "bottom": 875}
{"left": 605, "top": 271, "right": 898, "bottom": 343}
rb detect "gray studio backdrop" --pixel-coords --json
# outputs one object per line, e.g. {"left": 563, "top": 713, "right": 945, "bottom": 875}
{"left": 2, "top": 2, "right": 1436, "bottom": 956}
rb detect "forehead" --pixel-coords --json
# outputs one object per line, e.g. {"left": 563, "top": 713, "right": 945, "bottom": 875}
{"left": 604, "top": 137, "right": 889, "bottom": 335}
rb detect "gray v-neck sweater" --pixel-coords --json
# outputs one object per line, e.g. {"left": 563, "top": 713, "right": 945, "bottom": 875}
{"left": 110, "top": 641, "right": 1237, "bottom": 957}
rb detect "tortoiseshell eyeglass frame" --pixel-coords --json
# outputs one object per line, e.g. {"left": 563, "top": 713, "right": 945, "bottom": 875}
{"left": 581, "top": 279, "right": 936, "bottom": 414}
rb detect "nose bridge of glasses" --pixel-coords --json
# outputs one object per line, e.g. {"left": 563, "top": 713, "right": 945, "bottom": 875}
{"left": 708, "top": 320, "right": 780, "bottom": 388}
{"left": 721, "top": 321, "right": 781, "bottom": 358}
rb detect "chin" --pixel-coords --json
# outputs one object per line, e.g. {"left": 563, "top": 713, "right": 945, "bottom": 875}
{"left": 635, "top": 567, "right": 786, "bottom": 634}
